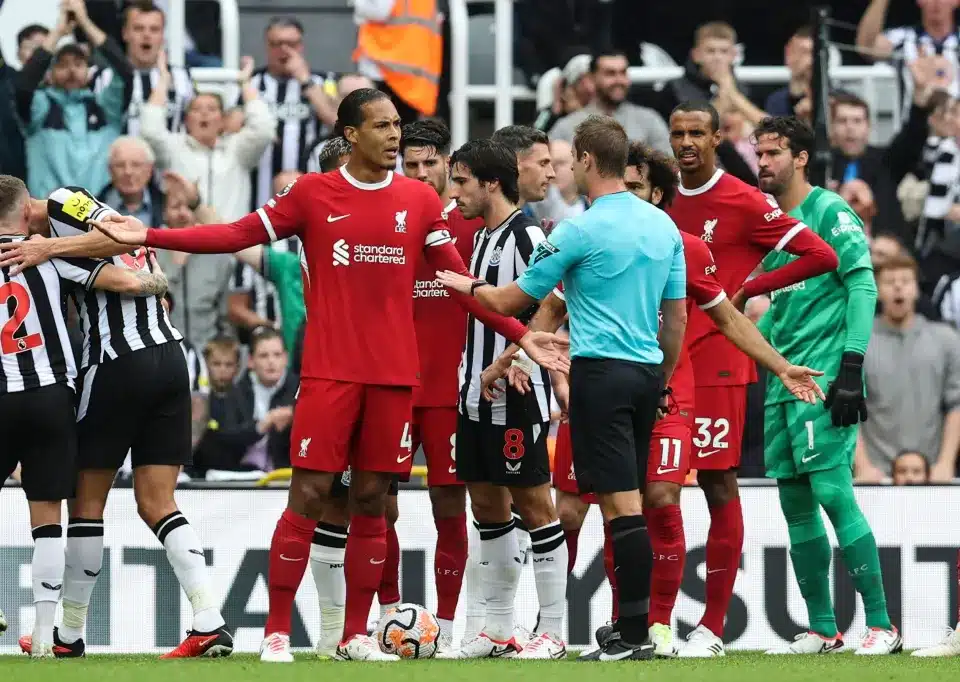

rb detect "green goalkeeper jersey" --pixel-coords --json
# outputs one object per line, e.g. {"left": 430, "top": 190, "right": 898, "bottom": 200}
{"left": 761, "top": 187, "right": 872, "bottom": 406}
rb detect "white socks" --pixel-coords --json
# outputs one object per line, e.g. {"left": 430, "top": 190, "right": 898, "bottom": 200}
{"left": 462, "top": 520, "right": 486, "bottom": 642}
{"left": 478, "top": 519, "right": 522, "bottom": 641}
{"left": 59, "top": 518, "right": 104, "bottom": 644}
{"left": 31, "top": 524, "right": 65, "bottom": 646}
{"left": 311, "top": 522, "right": 347, "bottom": 647}
{"left": 153, "top": 511, "right": 224, "bottom": 633}
{"left": 529, "top": 520, "right": 567, "bottom": 638}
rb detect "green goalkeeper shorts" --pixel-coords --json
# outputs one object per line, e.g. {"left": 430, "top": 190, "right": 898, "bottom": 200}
{"left": 764, "top": 400, "right": 857, "bottom": 479}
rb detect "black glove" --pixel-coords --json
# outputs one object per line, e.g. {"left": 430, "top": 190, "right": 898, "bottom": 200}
{"left": 824, "top": 352, "right": 868, "bottom": 427}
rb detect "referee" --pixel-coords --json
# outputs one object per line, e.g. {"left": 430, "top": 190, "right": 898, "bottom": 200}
{"left": 436, "top": 115, "right": 687, "bottom": 662}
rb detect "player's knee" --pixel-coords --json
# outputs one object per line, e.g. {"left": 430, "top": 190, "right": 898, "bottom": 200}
{"left": 135, "top": 496, "right": 177, "bottom": 528}
{"left": 385, "top": 495, "right": 400, "bottom": 526}
{"left": 28, "top": 500, "right": 63, "bottom": 528}
{"left": 320, "top": 493, "right": 350, "bottom": 527}
{"left": 429, "top": 485, "right": 466, "bottom": 519}
{"left": 808, "top": 475, "right": 845, "bottom": 515}
{"left": 348, "top": 473, "right": 392, "bottom": 517}
{"left": 289, "top": 471, "right": 333, "bottom": 520}
{"left": 698, "top": 469, "right": 738, "bottom": 507}
{"left": 556, "top": 492, "right": 588, "bottom": 531}
{"left": 468, "top": 485, "right": 510, "bottom": 523}
{"left": 644, "top": 481, "right": 680, "bottom": 509}
{"left": 511, "top": 484, "right": 557, "bottom": 529}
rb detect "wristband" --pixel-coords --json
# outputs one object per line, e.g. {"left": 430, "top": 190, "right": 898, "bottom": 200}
{"left": 470, "top": 280, "right": 490, "bottom": 296}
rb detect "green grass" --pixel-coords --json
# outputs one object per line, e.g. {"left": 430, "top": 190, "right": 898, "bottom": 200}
{"left": 0, "top": 652, "right": 954, "bottom": 681}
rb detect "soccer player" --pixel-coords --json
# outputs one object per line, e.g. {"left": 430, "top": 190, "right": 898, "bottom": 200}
{"left": 316, "top": 135, "right": 352, "bottom": 174}
{"left": 395, "top": 118, "right": 480, "bottom": 648}
{"left": 435, "top": 139, "right": 566, "bottom": 661}
{"left": 90, "top": 88, "right": 569, "bottom": 662}
{"left": 753, "top": 116, "right": 901, "bottom": 655}
{"left": 0, "top": 175, "right": 175, "bottom": 658}
{"left": 666, "top": 101, "right": 839, "bottom": 657}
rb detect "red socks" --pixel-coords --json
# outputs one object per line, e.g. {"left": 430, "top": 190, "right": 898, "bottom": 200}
{"left": 602, "top": 523, "right": 618, "bottom": 621}
{"left": 377, "top": 523, "right": 401, "bottom": 606}
{"left": 434, "top": 514, "right": 468, "bottom": 622}
{"left": 343, "top": 514, "right": 388, "bottom": 640}
{"left": 701, "top": 497, "right": 744, "bottom": 637}
{"left": 564, "top": 528, "right": 580, "bottom": 575}
{"left": 646, "top": 504, "right": 686, "bottom": 626}
{"left": 265, "top": 508, "right": 315, "bottom": 635}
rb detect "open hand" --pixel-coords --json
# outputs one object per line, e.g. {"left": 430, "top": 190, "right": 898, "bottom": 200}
{"left": 0, "top": 234, "right": 53, "bottom": 275}
{"left": 777, "top": 365, "right": 826, "bottom": 405}
{"left": 88, "top": 214, "right": 148, "bottom": 246}
{"left": 518, "top": 331, "right": 570, "bottom": 374}
{"left": 435, "top": 270, "right": 474, "bottom": 295}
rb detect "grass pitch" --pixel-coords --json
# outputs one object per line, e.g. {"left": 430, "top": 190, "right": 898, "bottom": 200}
{"left": 0, "top": 651, "right": 953, "bottom": 682}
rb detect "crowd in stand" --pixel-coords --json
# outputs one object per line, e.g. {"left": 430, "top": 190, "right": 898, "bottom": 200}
{"left": 1, "top": 0, "right": 959, "bottom": 484}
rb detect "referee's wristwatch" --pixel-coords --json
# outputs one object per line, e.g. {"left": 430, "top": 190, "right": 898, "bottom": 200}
{"left": 470, "top": 279, "right": 491, "bottom": 296}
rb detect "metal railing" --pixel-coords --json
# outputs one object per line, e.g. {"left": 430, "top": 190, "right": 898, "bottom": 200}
{"left": 448, "top": 0, "right": 902, "bottom": 148}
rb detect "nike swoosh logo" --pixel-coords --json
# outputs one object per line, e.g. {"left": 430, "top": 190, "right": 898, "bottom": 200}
{"left": 599, "top": 648, "right": 637, "bottom": 661}
{"left": 192, "top": 634, "right": 220, "bottom": 651}
{"left": 656, "top": 466, "right": 679, "bottom": 474}
{"left": 280, "top": 554, "right": 305, "bottom": 562}
{"left": 707, "top": 568, "right": 726, "bottom": 574}
{"left": 370, "top": 558, "right": 386, "bottom": 565}
{"left": 397, "top": 453, "right": 412, "bottom": 463}
{"left": 84, "top": 569, "right": 101, "bottom": 577}
{"left": 489, "top": 645, "right": 514, "bottom": 657}
{"left": 188, "top": 548, "right": 204, "bottom": 556}
{"left": 327, "top": 214, "right": 350, "bottom": 223}
{"left": 801, "top": 453, "right": 821, "bottom": 463}
{"left": 448, "top": 466, "right": 456, "bottom": 474}
{"left": 697, "top": 449, "right": 720, "bottom": 458}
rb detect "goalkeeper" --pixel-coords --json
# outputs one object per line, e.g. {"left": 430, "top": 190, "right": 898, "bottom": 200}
{"left": 751, "top": 117, "right": 901, "bottom": 656}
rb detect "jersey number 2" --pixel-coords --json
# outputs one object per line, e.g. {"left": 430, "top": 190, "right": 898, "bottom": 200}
{"left": 0, "top": 282, "right": 43, "bottom": 355}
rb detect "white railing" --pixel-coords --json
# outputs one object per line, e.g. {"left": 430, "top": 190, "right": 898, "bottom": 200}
{"left": 448, "top": 0, "right": 902, "bottom": 148}
{"left": 165, "top": 0, "right": 240, "bottom": 70}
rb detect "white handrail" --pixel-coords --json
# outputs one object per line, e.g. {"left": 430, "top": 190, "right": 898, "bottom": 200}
{"left": 493, "top": 0, "right": 513, "bottom": 131}
{"left": 165, "top": 0, "right": 240, "bottom": 69}
{"left": 449, "top": 0, "right": 470, "bottom": 149}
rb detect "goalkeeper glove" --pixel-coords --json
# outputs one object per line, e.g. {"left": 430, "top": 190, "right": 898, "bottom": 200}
{"left": 824, "top": 352, "right": 868, "bottom": 427}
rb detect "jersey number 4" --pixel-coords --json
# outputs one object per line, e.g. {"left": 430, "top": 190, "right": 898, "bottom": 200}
{"left": 0, "top": 282, "right": 44, "bottom": 355}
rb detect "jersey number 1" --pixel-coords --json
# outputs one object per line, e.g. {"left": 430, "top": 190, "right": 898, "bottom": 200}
{"left": 0, "top": 282, "right": 43, "bottom": 355}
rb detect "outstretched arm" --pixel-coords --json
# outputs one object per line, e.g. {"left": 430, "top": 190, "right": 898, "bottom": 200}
{"left": 743, "top": 217, "right": 839, "bottom": 298}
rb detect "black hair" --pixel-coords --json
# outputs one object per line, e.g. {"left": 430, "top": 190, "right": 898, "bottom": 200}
{"left": 265, "top": 15, "right": 304, "bottom": 36}
{"left": 400, "top": 118, "right": 452, "bottom": 156}
{"left": 332, "top": 88, "right": 391, "bottom": 139}
{"left": 250, "top": 326, "right": 285, "bottom": 354}
{"left": 752, "top": 116, "right": 816, "bottom": 164}
{"left": 627, "top": 142, "right": 679, "bottom": 208}
{"left": 490, "top": 125, "right": 549, "bottom": 156}
{"left": 16, "top": 24, "right": 49, "bottom": 47}
{"left": 671, "top": 100, "right": 721, "bottom": 133}
{"left": 317, "top": 137, "right": 352, "bottom": 173}
{"left": 589, "top": 48, "right": 629, "bottom": 73}
{"left": 449, "top": 139, "right": 520, "bottom": 204}
{"left": 891, "top": 449, "right": 931, "bottom": 480}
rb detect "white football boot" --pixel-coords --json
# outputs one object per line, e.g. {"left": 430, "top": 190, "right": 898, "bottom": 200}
{"left": 854, "top": 627, "right": 903, "bottom": 655}
{"left": 335, "top": 634, "right": 400, "bottom": 661}
{"left": 260, "top": 632, "right": 294, "bottom": 663}
{"left": 439, "top": 632, "right": 522, "bottom": 659}
{"left": 912, "top": 627, "right": 960, "bottom": 657}
{"left": 677, "top": 624, "right": 725, "bottom": 657}
{"left": 518, "top": 633, "right": 566, "bottom": 659}
{"left": 0, "top": 608, "right": 6, "bottom": 635}
{"left": 649, "top": 623, "right": 679, "bottom": 657}
{"left": 766, "top": 631, "right": 844, "bottom": 654}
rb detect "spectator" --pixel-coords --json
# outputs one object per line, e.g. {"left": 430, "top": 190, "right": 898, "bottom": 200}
{"left": 306, "top": 134, "right": 352, "bottom": 175}
{"left": 0, "top": 25, "right": 49, "bottom": 179}
{"left": 858, "top": 252, "right": 960, "bottom": 483}
{"left": 856, "top": 0, "right": 960, "bottom": 119}
{"left": 193, "top": 335, "right": 241, "bottom": 472}
{"left": 301, "top": 75, "right": 375, "bottom": 172}
{"left": 160, "top": 291, "right": 210, "bottom": 451}
{"left": 719, "top": 109, "right": 759, "bottom": 176}
{"left": 529, "top": 139, "right": 586, "bottom": 223}
{"left": 828, "top": 93, "right": 905, "bottom": 236}
{"left": 534, "top": 53, "right": 594, "bottom": 132}
{"left": 871, "top": 233, "right": 906, "bottom": 269}
{"left": 17, "top": 24, "right": 50, "bottom": 67}
{"left": 765, "top": 26, "right": 814, "bottom": 118}
{"left": 353, "top": 0, "right": 442, "bottom": 120}
{"left": 549, "top": 49, "right": 671, "bottom": 154}
{"left": 16, "top": 0, "right": 130, "bottom": 200}
{"left": 153, "top": 174, "right": 233, "bottom": 350}
{"left": 138, "top": 52, "right": 275, "bottom": 221}
{"left": 98, "top": 136, "right": 163, "bottom": 227}
{"left": 92, "top": 1, "right": 194, "bottom": 137}
{"left": 891, "top": 450, "right": 931, "bottom": 485}
{"left": 206, "top": 328, "right": 298, "bottom": 473}
{"left": 247, "top": 16, "right": 337, "bottom": 210}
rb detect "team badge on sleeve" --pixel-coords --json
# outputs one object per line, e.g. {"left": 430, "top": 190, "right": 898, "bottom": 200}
{"left": 277, "top": 180, "right": 296, "bottom": 198}
{"left": 532, "top": 240, "right": 559, "bottom": 264}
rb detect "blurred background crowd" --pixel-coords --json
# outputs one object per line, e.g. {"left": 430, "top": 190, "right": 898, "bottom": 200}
{"left": 1, "top": 0, "right": 959, "bottom": 486}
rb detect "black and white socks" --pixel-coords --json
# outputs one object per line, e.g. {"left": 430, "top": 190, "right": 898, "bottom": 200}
{"left": 60, "top": 518, "right": 104, "bottom": 644}
{"left": 31, "top": 524, "right": 65, "bottom": 646}
{"left": 311, "top": 522, "right": 347, "bottom": 649}
{"left": 529, "top": 520, "right": 567, "bottom": 638}
{"left": 478, "top": 519, "right": 523, "bottom": 641}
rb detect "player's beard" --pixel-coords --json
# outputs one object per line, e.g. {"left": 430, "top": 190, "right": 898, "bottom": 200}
{"left": 759, "top": 168, "right": 791, "bottom": 198}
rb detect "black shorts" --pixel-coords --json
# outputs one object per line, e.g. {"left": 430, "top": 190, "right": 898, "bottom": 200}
{"left": 568, "top": 357, "right": 662, "bottom": 495}
{"left": 456, "top": 395, "right": 550, "bottom": 489}
{"left": 0, "top": 383, "right": 77, "bottom": 501}
{"left": 330, "top": 470, "right": 400, "bottom": 497}
{"left": 76, "top": 341, "right": 191, "bottom": 471}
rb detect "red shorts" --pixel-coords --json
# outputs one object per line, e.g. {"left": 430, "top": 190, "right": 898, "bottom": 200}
{"left": 290, "top": 379, "right": 414, "bottom": 474}
{"left": 646, "top": 414, "right": 692, "bottom": 486}
{"left": 412, "top": 406, "right": 461, "bottom": 487}
{"left": 691, "top": 384, "right": 747, "bottom": 471}
{"left": 551, "top": 422, "right": 598, "bottom": 505}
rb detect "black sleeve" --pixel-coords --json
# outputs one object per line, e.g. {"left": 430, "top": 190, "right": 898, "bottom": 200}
{"left": 884, "top": 103, "right": 934, "bottom": 185}
{"left": 716, "top": 140, "right": 758, "bottom": 186}
{"left": 212, "top": 387, "right": 262, "bottom": 451}
{"left": 15, "top": 47, "right": 53, "bottom": 123}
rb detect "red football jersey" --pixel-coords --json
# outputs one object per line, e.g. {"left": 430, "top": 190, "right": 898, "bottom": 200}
{"left": 669, "top": 232, "right": 727, "bottom": 413}
{"left": 667, "top": 169, "right": 802, "bottom": 387}
{"left": 413, "top": 201, "right": 483, "bottom": 407}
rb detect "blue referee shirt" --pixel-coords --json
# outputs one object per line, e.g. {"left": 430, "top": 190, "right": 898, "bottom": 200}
{"left": 516, "top": 191, "right": 686, "bottom": 364}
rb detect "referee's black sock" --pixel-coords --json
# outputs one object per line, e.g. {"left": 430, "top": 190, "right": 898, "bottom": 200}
{"left": 609, "top": 514, "right": 653, "bottom": 645}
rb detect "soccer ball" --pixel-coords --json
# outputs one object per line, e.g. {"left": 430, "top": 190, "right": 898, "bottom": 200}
{"left": 374, "top": 603, "right": 440, "bottom": 659}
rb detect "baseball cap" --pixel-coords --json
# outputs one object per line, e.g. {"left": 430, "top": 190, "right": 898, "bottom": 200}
{"left": 562, "top": 54, "right": 591, "bottom": 85}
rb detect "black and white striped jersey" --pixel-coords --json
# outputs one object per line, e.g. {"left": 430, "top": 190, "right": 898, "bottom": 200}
{"left": 47, "top": 187, "right": 182, "bottom": 368}
{"left": 180, "top": 338, "right": 209, "bottom": 394}
{"left": 459, "top": 210, "right": 551, "bottom": 425}
{"left": 884, "top": 26, "right": 960, "bottom": 119}
{"left": 231, "top": 236, "right": 300, "bottom": 329}
{"left": 0, "top": 235, "right": 106, "bottom": 393}
{"left": 92, "top": 65, "right": 195, "bottom": 136}
{"left": 248, "top": 69, "right": 336, "bottom": 210}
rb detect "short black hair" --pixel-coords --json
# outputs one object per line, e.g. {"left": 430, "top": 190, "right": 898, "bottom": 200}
{"left": 317, "top": 137, "right": 351, "bottom": 173}
{"left": 752, "top": 116, "right": 815, "bottom": 165}
{"left": 17, "top": 24, "right": 49, "bottom": 47}
{"left": 671, "top": 100, "right": 721, "bottom": 132}
{"left": 892, "top": 449, "right": 931, "bottom": 480}
{"left": 54, "top": 44, "right": 88, "bottom": 64}
{"left": 831, "top": 91, "right": 870, "bottom": 119}
{"left": 490, "top": 125, "right": 549, "bottom": 157}
{"left": 449, "top": 139, "right": 520, "bottom": 204}
{"left": 250, "top": 326, "right": 285, "bottom": 355}
{"left": 590, "top": 48, "right": 629, "bottom": 73}
{"left": 333, "top": 88, "right": 391, "bottom": 138}
{"left": 265, "top": 15, "right": 304, "bottom": 36}
{"left": 400, "top": 118, "right": 451, "bottom": 156}
{"left": 627, "top": 142, "right": 679, "bottom": 207}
